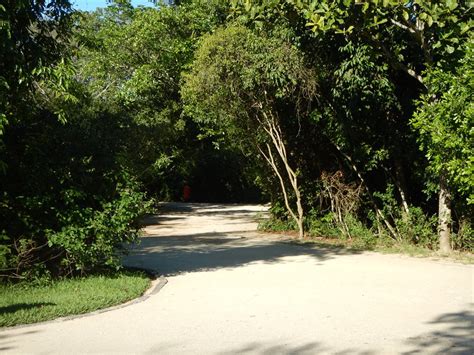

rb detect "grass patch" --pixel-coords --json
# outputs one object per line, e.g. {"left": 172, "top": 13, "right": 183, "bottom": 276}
{"left": 0, "top": 270, "right": 151, "bottom": 328}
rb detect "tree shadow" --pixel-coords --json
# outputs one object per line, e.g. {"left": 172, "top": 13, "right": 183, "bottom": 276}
{"left": 140, "top": 214, "right": 187, "bottom": 225}
{"left": 403, "top": 306, "right": 474, "bottom": 354}
{"left": 219, "top": 342, "right": 378, "bottom": 355}
{"left": 216, "top": 341, "right": 323, "bottom": 355}
{"left": 123, "top": 231, "right": 362, "bottom": 276}
{"left": 219, "top": 342, "right": 326, "bottom": 355}
{"left": 0, "top": 302, "right": 55, "bottom": 315}
{"left": 157, "top": 202, "right": 267, "bottom": 215}
{"left": 127, "top": 201, "right": 360, "bottom": 275}
{"left": 146, "top": 341, "right": 376, "bottom": 355}
{"left": 142, "top": 203, "right": 267, "bottom": 227}
{"left": 0, "top": 330, "right": 40, "bottom": 352}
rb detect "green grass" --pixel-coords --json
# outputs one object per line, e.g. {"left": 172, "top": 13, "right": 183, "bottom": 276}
{"left": 0, "top": 270, "right": 151, "bottom": 327}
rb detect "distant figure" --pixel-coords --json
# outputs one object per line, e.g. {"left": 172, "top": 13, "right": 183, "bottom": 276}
{"left": 183, "top": 183, "right": 191, "bottom": 202}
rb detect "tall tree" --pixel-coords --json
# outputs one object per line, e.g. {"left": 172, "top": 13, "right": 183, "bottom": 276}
{"left": 295, "top": 0, "right": 472, "bottom": 251}
{"left": 0, "top": 0, "right": 72, "bottom": 164}
{"left": 183, "top": 25, "right": 317, "bottom": 237}
{"left": 74, "top": 0, "right": 235, "bottom": 198}
{"left": 232, "top": 0, "right": 473, "bottom": 250}
{"left": 412, "top": 44, "right": 473, "bottom": 251}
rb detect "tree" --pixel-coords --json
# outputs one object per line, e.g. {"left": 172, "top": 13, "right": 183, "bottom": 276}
{"left": 74, "top": 1, "right": 234, "bottom": 198}
{"left": 232, "top": 0, "right": 473, "bottom": 250}
{"left": 0, "top": 1, "right": 153, "bottom": 279}
{"left": 0, "top": 0, "right": 72, "bottom": 165}
{"left": 295, "top": 0, "right": 472, "bottom": 251}
{"left": 183, "top": 25, "right": 316, "bottom": 237}
{"left": 412, "top": 44, "right": 473, "bottom": 252}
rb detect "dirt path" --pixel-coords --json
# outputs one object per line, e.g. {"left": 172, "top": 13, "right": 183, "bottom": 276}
{"left": 1, "top": 203, "right": 472, "bottom": 354}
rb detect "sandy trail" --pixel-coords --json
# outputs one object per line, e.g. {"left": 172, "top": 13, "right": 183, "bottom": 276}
{"left": 1, "top": 202, "right": 472, "bottom": 354}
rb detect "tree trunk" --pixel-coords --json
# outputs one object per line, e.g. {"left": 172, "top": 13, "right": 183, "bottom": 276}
{"left": 295, "top": 186, "right": 304, "bottom": 238}
{"left": 256, "top": 108, "right": 304, "bottom": 238}
{"left": 296, "top": 213, "right": 304, "bottom": 239}
{"left": 438, "top": 173, "right": 452, "bottom": 253}
{"left": 394, "top": 159, "right": 410, "bottom": 216}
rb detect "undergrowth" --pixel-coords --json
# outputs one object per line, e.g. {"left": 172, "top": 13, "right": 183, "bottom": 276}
{"left": 259, "top": 205, "right": 473, "bottom": 261}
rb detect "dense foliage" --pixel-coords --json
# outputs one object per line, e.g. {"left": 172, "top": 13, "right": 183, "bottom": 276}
{"left": 0, "top": 1, "right": 152, "bottom": 279}
{"left": 225, "top": 0, "right": 473, "bottom": 251}
{"left": 1, "top": 0, "right": 472, "bottom": 280}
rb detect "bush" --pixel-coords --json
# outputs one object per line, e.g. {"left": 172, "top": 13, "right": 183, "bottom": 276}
{"left": 47, "top": 186, "right": 152, "bottom": 275}
{"left": 305, "top": 211, "right": 339, "bottom": 238}
{"left": 1, "top": 183, "right": 152, "bottom": 280}
{"left": 343, "top": 214, "right": 377, "bottom": 248}
{"left": 451, "top": 219, "right": 474, "bottom": 252}
{"left": 373, "top": 185, "right": 439, "bottom": 249}
{"left": 394, "top": 207, "right": 438, "bottom": 249}
{"left": 0, "top": 104, "right": 153, "bottom": 280}
{"left": 258, "top": 216, "right": 297, "bottom": 232}
{"left": 258, "top": 201, "right": 298, "bottom": 232}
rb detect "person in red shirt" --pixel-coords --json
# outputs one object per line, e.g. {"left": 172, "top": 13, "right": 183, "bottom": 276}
{"left": 183, "top": 183, "right": 191, "bottom": 202}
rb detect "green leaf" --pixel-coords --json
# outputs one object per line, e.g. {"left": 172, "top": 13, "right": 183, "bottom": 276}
{"left": 362, "top": 2, "right": 370, "bottom": 13}
{"left": 446, "top": 0, "right": 458, "bottom": 10}
{"left": 446, "top": 45, "right": 455, "bottom": 54}
{"left": 427, "top": 15, "right": 433, "bottom": 27}
{"left": 402, "top": 10, "right": 409, "bottom": 22}
{"left": 460, "top": 23, "right": 470, "bottom": 34}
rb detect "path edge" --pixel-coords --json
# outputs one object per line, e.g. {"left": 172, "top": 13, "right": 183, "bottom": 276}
{"left": 0, "top": 269, "right": 167, "bottom": 331}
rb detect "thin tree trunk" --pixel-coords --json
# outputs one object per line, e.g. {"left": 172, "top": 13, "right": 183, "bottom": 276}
{"left": 438, "top": 173, "right": 452, "bottom": 253}
{"left": 334, "top": 144, "right": 399, "bottom": 240}
{"left": 265, "top": 116, "right": 304, "bottom": 239}
{"left": 256, "top": 108, "right": 304, "bottom": 238}
{"left": 294, "top": 174, "right": 304, "bottom": 239}
{"left": 394, "top": 159, "right": 410, "bottom": 216}
{"left": 258, "top": 143, "right": 298, "bottom": 226}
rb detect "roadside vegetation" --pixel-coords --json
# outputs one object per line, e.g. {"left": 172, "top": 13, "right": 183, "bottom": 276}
{"left": 0, "top": 270, "right": 150, "bottom": 327}
{"left": 0, "top": 0, "right": 472, "bottom": 319}
{"left": 259, "top": 213, "right": 474, "bottom": 264}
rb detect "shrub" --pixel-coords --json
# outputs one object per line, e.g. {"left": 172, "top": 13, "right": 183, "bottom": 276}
{"left": 305, "top": 211, "right": 339, "bottom": 238}
{"left": 1, "top": 183, "right": 152, "bottom": 280}
{"left": 258, "top": 201, "right": 298, "bottom": 232}
{"left": 394, "top": 207, "right": 438, "bottom": 249}
{"left": 343, "top": 214, "right": 377, "bottom": 248}
{"left": 451, "top": 219, "right": 474, "bottom": 252}
{"left": 47, "top": 186, "right": 152, "bottom": 275}
{"left": 258, "top": 216, "right": 297, "bottom": 232}
{"left": 0, "top": 105, "right": 153, "bottom": 280}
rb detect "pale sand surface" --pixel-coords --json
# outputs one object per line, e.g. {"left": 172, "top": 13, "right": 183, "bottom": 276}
{"left": 1, "top": 202, "right": 472, "bottom": 354}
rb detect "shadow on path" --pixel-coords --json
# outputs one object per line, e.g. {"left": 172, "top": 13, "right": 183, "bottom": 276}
{"left": 0, "top": 330, "right": 40, "bottom": 352}
{"left": 125, "top": 202, "right": 362, "bottom": 276}
{"left": 141, "top": 203, "right": 266, "bottom": 226}
{"left": 124, "top": 231, "right": 362, "bottom": 276}
{"left": 403, "top": 306, "right": 474, "bottom": 354}
{"left": 217, "top": 341, "right": 377, "bottom": 355}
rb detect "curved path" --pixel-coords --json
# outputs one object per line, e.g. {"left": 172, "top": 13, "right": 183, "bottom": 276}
{"left": 1, "top": 203, "right": 472, "bottom": 354}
